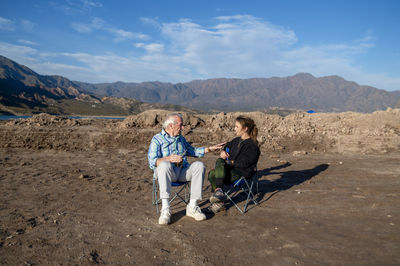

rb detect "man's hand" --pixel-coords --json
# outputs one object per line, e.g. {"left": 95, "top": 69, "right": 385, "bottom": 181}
{"left": 206, "top": 142, "right": 226, "bottom": 153}
{"left": 167, "top": 154, "right": 183, "bottom": 164}
{"left": 156, "top": 154, "right": 182, "bottom": 167}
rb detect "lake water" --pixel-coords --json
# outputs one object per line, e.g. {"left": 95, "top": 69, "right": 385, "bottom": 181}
{"left": 0, "top": 115, "right": 126, "bottom": 120}
{"left": 0, "top": 115, "right": 32, "bottom": 120}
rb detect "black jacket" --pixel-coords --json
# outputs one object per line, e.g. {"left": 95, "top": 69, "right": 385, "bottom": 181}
{"left": 225, "top": 137, "right": 260, "bottom": 178}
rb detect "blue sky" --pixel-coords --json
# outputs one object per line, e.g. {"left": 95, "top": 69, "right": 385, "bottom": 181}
{"left": 0, "top": 0, "right": 399, "bottom": 91}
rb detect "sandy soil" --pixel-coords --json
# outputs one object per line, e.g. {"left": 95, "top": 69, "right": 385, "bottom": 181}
{"left": 0, "top": 111, "right": 399, "bottom": 265}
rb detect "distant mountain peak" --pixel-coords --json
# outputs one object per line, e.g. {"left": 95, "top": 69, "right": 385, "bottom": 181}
{"left": 292, "top": 72, "right": 315, "bottom": 79}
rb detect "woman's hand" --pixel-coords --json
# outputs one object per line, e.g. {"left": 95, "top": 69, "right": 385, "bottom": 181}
{"left": 220, "top": 150, "right": 229, "bottom": 160}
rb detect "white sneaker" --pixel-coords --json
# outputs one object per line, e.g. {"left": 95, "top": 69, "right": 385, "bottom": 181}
{"left": 158, "top": 208, "right": 171, "bottom": 225}
{"left": 186, "top": 205, "right": 206, "bottom": 221}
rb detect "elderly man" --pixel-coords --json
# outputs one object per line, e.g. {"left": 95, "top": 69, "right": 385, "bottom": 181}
{"left": 148, "top": 113, "right": 224, "bottom": 225}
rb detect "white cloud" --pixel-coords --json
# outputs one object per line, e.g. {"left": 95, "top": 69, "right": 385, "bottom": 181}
{"left": 355, "top": 73, "right": 400, "bottom": 91}
{"left": 140, "top": 17, "right": 161, "bottom": 29}
{"left": 0, "top": 42, "right": 49, "bottom": 76}
{"left": 111, "top": 29, "right": 136, "bottom": 42}
{"left": 18, "top": 40, "right": 39, "bottom": 46}
{"left": 0, "top": 42, "right": 95, "bottom": 80}
{"left": 20, "top": 19, "right": 36, "bottom": 32}
{"left": 0, "top": 41, "right": 38, "bottom": 60}
{"left": 81, "top": 0, "right": 102, "bottom": 9}
{"left": 214, "top": 14, "right": 297, "bottom": 47}
{"left": 0, "top": 17, "right": 15, "bottom": 31}
{"left": 71, "top": 22, "right": 93, "bottom": 33}
{"left": 71, "top": 17, "right": 148, "bottom": 42}
{"left": 150, "top": 15, "right": 396, "bottom": 90}
{"left": 135, "top": 43, "right": 164, "bottom": 53}
{"left": 0, "top": 17, "right": 36, "bottom": 32}
{"left": 49, "top": 0, "right": 102, "bottom": 15}
{"left": 158, "top": 15, "right": 298, "bottom": 77}
{"left": 60, "top": 52, "right": 191, "bottom": 83}
{"left": 37, "top": 61, "right": 92, "bottom": 79}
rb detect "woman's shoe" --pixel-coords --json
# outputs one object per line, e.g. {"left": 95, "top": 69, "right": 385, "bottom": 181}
{"left": 207, "top": 202, "right": 225, "bottom": 213}
{"left": 209, "top": 188, "right": 226, "bottom": 204}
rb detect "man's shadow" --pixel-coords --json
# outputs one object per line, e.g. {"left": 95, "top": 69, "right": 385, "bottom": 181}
{"left": 224, "top": 162, "right": 329, "bottom": 211}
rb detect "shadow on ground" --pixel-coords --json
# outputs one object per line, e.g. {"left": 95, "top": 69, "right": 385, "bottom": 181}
{"left": 223, "top": 162, "right": 329, "bottom": 212}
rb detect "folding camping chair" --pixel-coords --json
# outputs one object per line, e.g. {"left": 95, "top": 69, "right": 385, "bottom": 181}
{"left": 152, "top": 174, "right": 189, "bottom": 213}
{"left": 223, "top": 171, "right": 259, "bottom": 213}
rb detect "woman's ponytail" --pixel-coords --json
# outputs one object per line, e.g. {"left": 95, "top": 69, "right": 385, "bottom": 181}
{"left": 251, "top": 125, "right": 258, "bottom": 144}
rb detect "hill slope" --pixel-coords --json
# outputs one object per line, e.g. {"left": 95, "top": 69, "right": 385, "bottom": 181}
{"left": 0, "top": 56, "right": 194, "bottom": 115}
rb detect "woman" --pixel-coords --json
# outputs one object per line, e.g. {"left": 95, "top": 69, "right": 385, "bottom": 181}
{"left": 207, "top": 116, "right": 260, "bottom": 213}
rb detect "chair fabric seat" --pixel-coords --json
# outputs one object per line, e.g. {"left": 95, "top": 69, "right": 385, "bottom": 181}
{"left": 171, "top": 181, "right": 186, "bottom": 186}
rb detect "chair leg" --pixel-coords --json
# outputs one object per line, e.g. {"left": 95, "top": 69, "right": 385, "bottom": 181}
{"left": 243, "top": 180, "right": 251, "bottom": 213}
{"left": 224, "top": 177, "right": 259, "bottom": 214}
{"left": 153, "top": 179, "right": 160, "bottom": 214}
{"left": 243, "top": 179, "right": 258, "bottom": 213}
{"left": 184, "top": 183, "right": 188, "bottom": 202}
{"left": 225, "top": 192, "right": 245, "bottom": 214}
{"left": 169, "top": 184, "right": 188, "bottom": 205}
{"left": 153, "top": 179, "right": 189, "bottom": 213}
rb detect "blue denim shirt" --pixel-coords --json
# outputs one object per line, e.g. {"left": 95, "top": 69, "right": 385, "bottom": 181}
{"left": 147, "top": 129, "right": 205, "bottom": 170}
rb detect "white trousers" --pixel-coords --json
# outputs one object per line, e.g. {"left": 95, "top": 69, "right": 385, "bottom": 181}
{"left": 155, "top": 161, "right": 205, "bottom": 200}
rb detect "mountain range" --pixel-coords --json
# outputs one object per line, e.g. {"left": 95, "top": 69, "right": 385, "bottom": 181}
{"left": 0, "top": 55, "right": 193, "bottom": 115}
{"left": 77, "top": 74, "right": 400, "bottom": 112}
{"left": 1, "top": 55, "right": 399, "bottom": 115}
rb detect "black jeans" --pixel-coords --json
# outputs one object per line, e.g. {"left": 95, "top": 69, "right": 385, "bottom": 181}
{"left": 208, "top": 158, "right": 241, "bottom": 191}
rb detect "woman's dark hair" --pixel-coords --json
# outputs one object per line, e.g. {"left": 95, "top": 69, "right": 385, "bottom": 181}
{"left": 236, "top": 116, "right": 258, "bottom": 144}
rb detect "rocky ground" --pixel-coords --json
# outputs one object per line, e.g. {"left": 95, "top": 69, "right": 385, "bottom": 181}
{"left": 0, "top": 110, "right": 399, "bottom": 265}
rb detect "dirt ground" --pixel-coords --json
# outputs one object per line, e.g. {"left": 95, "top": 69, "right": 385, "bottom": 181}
{"left": 0, "top": 112, "right": 399, "bottom": 265}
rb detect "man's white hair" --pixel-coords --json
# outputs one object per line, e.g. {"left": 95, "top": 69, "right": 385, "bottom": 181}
{"left": 162, "top": 113, "right": 183, "bottom": 129}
